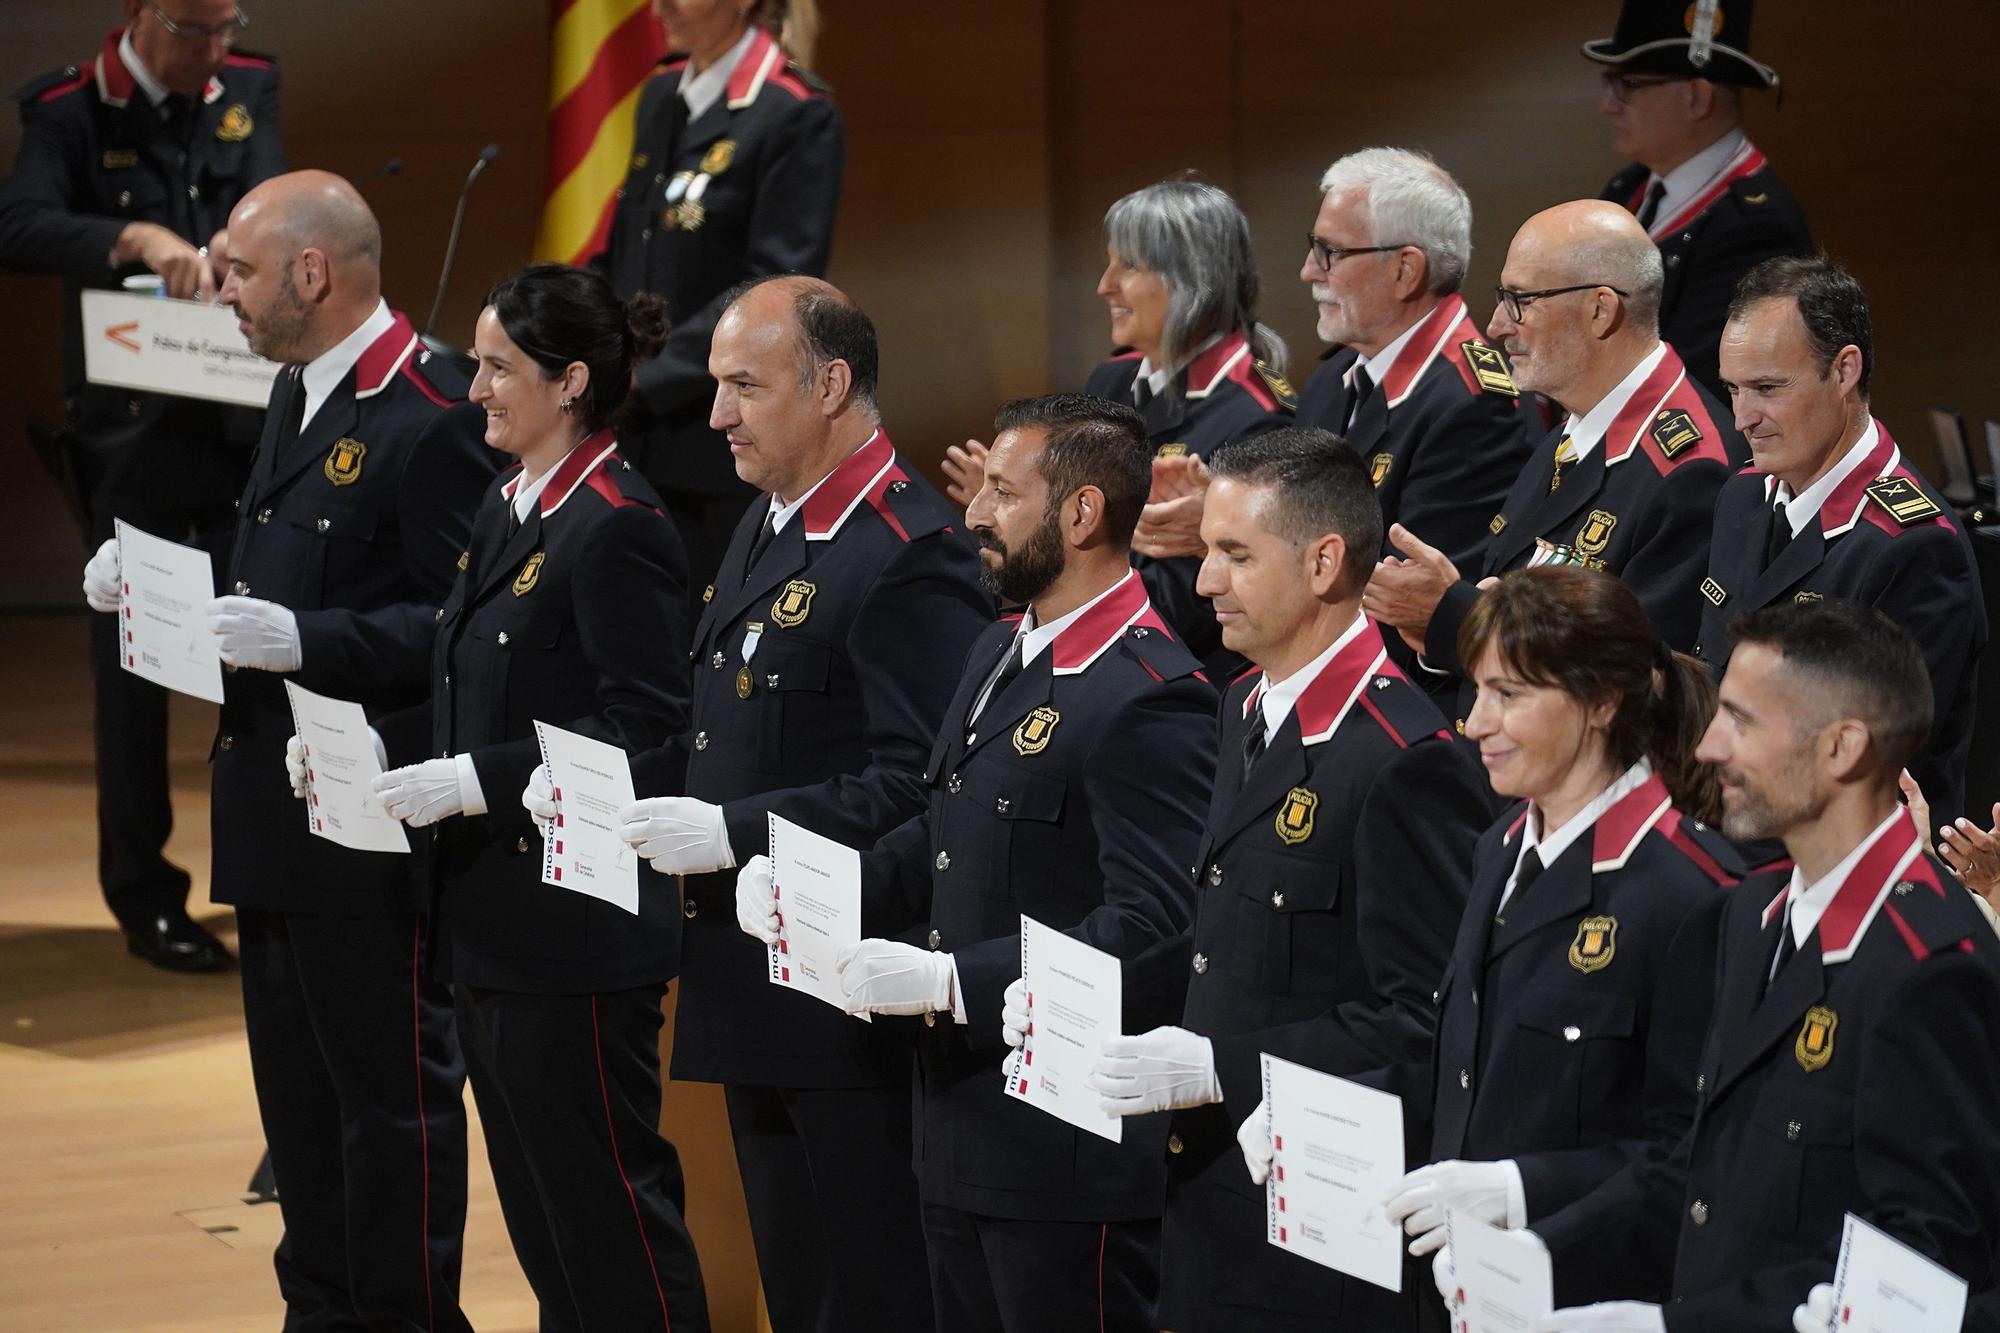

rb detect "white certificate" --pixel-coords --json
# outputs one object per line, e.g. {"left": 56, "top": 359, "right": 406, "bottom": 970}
{"left": 81, "top": 288, "right": 282, "bottom": 408}
{"left": 114, "top": 518, "right": 224, "bottom": 704}
{"left": 283, "top": 681, "right": 409, "bottom": 855}
{"left": 534, "top": 722, "right": 638, "bottom": 913}
{"left": 766, "top": 813, "right": 868, "bottom": 1020}
{"left": 1004, "top": 914, "right": 1122, "bottom": 1143}
{"left": 1831, "top": 1213, "right": 1968, "bottom": 1332}
{"left": 1262, "top": 1054, "right": 1405, "bottom": 1292}
{"left": 1446, "top": 1208, "right": 1552, "bottom": 1331}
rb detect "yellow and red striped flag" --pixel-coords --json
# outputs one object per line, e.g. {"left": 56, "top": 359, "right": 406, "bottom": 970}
{"left": 535, "top": 0, "right": 666, "bottom": 266}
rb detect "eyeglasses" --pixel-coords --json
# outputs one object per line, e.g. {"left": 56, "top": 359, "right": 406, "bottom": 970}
{"left": 1305, "top": 235, "right": 1411, "bottom": 272}
{"left": 1599, "top": 71, "right": 1687, "bottom": 104}
{"left": 1492, "top": 284, "right": 1629, "bottom": 322}
{"left": 149, "top": 3, "right": 250, "bottom": 45}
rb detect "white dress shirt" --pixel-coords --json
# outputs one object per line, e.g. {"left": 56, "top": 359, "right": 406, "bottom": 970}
{"left": 118, "top": 30, "right": 171, "bottom": 107}
{"left": 1773, "top": 421, "right": 1881, "bottom": 535}
{"left": 1781, "top": 805, "right": 1905, "bottom": 954}
{"left": 1500, "top": 759, "right": 1655, "bottom": 915}
{"left": 1643, "top": 128, "right": 1748, "bottom": 233}
{"left": 1252, "top": 611, "right": 1371, "bottom": 745}
{"left": 678, "top": 25, "right": 758, "bottom": 121}
{"left": 300, "top": 300, "right": 395, "bottom": 431}
{"left": 1559, "top": 340, "right": 1671, "bottom": 465}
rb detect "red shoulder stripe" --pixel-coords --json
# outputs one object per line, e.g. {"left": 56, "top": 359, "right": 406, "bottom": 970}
{"left": 223, "top": 53, "right": 275, "bottom": 69}
{"left": 1356, "top": 693, "right": 1410, "bottom": 749}
{"left": 766, "top": 68, "right": 814, "bottom": 100}
{"left": 398, "top": 359, "right": 452, "bottom": 408}
{"left": 582, "top": 470, "right": 648, "bottom": 510}
{"left": 1657, "top": 809, "right": 1737, "bottom": 886}
{"left": 36, "top": 73, "right": 89, "bottom": 103}
{"left": 864, "top": 465, "right": 914, "bottom": 542}
{"left": 1881, "top": 902, "right": 1930, "bottom": 961}
{"left": 1225, "top": 357, "right": 1280, "bottom": 412}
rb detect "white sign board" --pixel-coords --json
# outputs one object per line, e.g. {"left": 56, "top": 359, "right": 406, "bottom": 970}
{"left": 81, "top": 289, "right": 281, "bottom": 409}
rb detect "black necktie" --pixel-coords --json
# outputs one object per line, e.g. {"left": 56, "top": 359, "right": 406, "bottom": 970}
{"left": 1344, "top": 366, "right": 1376, "bottom": 435}
{"left": 505, "top": 502, "right": 522, "bottom": 540}
{"left": 743, "top": 511, "right": 778, "bottom": 583}
{"left": 1132, "top": 376, "right": 1153, "bottom": 411}
{"left": 1635, "top": 179, "right": 1667, "bottom": 230}
{"left": 1763, "top": 906, "right": 1798, "bottom": 998}
{"left": 268, "top": 370, "right": 306, "bottom": 474}
{"left": 1498, "top": 849, "right": 1546, "bottom": 923}
{"left": 161, "top": 95, "right": 196, "bottom": 145}
{"left": 1241, "top": 707, "right": 1268, "bottom": 780}
{"left": 1765, "top": 501, "right": 1793, "bottom": 567}
{"left": 973, "top": 639, "right": 1025, "bottom": 722}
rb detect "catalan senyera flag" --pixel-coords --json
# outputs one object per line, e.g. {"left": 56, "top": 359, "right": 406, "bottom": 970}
{"left": 535, "top": 0, "right": 667, "bottom": 266}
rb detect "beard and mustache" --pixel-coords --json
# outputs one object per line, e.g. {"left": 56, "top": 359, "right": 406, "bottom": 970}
{"left": 975, "top": 507, "right": 1066, "bottom": 606}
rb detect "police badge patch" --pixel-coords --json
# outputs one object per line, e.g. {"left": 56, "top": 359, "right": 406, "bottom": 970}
{"left": 512, "top": 552, "right": 544, "bottom": 596}
{"left": 1275, "top": 787, "right": 1318, "bottom": 845}
{"left": 217, "top": 104, "right": 254, "bottom": 142}
{"left": 1369, "top": 453, "right": 1393, "bottom": 488}
{"left": 324, "top": 438, "right": 366, "bottom": 486}
{"left": 701, "top": 140, "right": 737, "bottom": 175}
{"left": 1796, "top": 1005, "right": 1837, "bottom": 1072}
{"left": 770, "top": 580, "right": 815, "bottom": 628}
{"left": 1568, "top": 916, "right": 1618, "bottom": 973}
{"left": 1575, "top": 510, "right": 1617, "bottom": 558}
{"left": 1013, "top": 706, "right": 1060, "bottom": 756}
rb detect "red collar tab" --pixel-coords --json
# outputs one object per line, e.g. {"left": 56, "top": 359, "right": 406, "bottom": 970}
{"left": 1647, "top": 140, "right": 1767, "bottom": 240}
{"left": 1291, "top": 619, "right": 1392, "bottom": 746}
{"left": 1184, "top": 330, "right": 1251, "bottom": 401}
{"left": 1589, "top": 771, "right": 1675, "bottom": 871}
{"left": 351, "top": 311, "right": 421, "bottom": 400}
{"left": 1821, "top": 421, "right": 1908, "bottom": 538}
{"left": 798, "top": 430, "right": 896, "bottom": 540}
{"left": 1375, "top": 294, "right": 1472, "bottom": 407}
{"left": 534, "top": 431, "right": 622, "bottom": 517}
{"left": 1601, "top": 345, "right": 1695, "bottom": 467}
{"left": 1048, "top": 570, "right": 1154, "bottom": 674}
{"left": 725, "top": 27, "right": 782, "bottom": 108}
{"left": 96, "top": 29, "right": 135, "bottom": 106}
{"left": 1814, "top": 808, "right": 1928, "bottom": 962}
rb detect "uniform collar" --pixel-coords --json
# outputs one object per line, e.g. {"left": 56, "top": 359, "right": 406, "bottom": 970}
{"left": 1184, "top": 330, "right": 1252, "bottom": 401}
{"left": 1352, "top": 293, "right": 1469, "bottom": 408}
{"left": 346, "top": 307, "right": 423, "bottom": 401}
{"left": 1137, "top": 332, "right": 1223, "bottom": 399}
{"left": 724, "top": 25, "right": 785, "bottom": 109}
{"left": 1763, "top": 420, "right": 1897, "bottom": 539}
{"left": 500, "top": 429, "right": 619, "bottom": 517}
{"left": 300, "top": 299, "right": 394, "bottom": 420}
{"left": 679, "top": 23, "right": 758, "bottom": 120}
{"left": 1561, "top": 340, "right": 1679, "bottom": 466}
{"left": 1242, "top": 614, "right": 1389, "bottom": 747}
{"left": 792, "top": 429, "right": 896, "bottom": 540}
{"left": 1019, "top": 569, "right": 1155, "bottom": 675}
{"left": 1639, "top": 132, "right": 1764, "bottom": 240}
{"left": 100, "top": 27, "right": 222, "bottom": 110}
{"left": 1760, "top": 805, "right": 1923, "bottom": 964}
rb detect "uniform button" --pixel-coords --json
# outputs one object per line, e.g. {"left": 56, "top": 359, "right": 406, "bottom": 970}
{"left": 683, "top": 897, "right": 698, "bottom": 919}
{"left": 435, "top": 608, "right": 444, "bottom": 622}
{"left": 695, "top": 731, "right": 709, "bottom": 751}
{"left": 1459, "top": 1069, "right": 1470, "bottom": 1090}
{"left": 1786, "top": 1120, "right": 1801, "bottom": 1141}
{"left": 256, "top": 508, "right": 272, "bottom": 524}
{"left": 1132, "top": 626, "right": 1149, "bottom": 638}
{"left": 1689, "top": 1200, "right": 1709, "bottom": 1226}
{"left": 1471, "top": 989, "right": 1480, "bottom": 1006}
{"left": 443, "top": 674, "right": 451, "bottom": 689}
{"left": 316, "top": 518, "right": 330, "bottom": 532}
{"left": 1696, "top": 1073, "right": 1707, "bottom": 1092}
{"left": 641, "top": 228, "right": 653, "bottom": 241}
{"left": 935, "top": 851, "right": 951, "bottom": 872}
{"left": 1167, "top": 1134, "right": 1184, "bottom": 1155}
{"left": 1207, "top": 865, "right": 1223, "bottom": 887}
{"left": 1563, "top": 1025, "right": 1581, "bottom": 1043}
{"left": 128, "top": 398, "right": 142, "bottom": 418}
{"left": 1192, "top": 952, "right": 1208, "bottom": 974}
{"left": 497, "top": 631, "right": 509, "bottom": 646}
{"left": 218, "top": 734, "right": 234, "bottom": 750}
{"left": 516, "top": 837, "right": 530, "bottom": 853}
{"left": 995, "top": 797, "right": 1010, "bottom": 814}
{"left": 233, "top": 581, "right": 250, "bottom": 596}
{"left": 947, "top": 774, "right": 962, "bottom": 794}
{"left": 890, "top": 479, "right": 909, "bottom": 493}
{"left": 1270, "top": 891, "right": 1285, "bottom": 908}
{"left": 965, "top": 732, "right": 977, "bottom": 747}
{"left": 927, "top": 929, "right": 941, "bottom": 949}
{"left": 1693, "top": 644, "right": 1704, "bottom": 659}
{"left": 187, "top": 184, "right": 200, "bottom": 201}
{"left": 1432, "top": 989, "right": 1440, "bottom": 1004}
{"left": 923, "top": 1012, "right": 936, "bottom": 1027}
{"left": 419, "top": 350, "right": 432, "bottom": 365}
{"left": 118, "top": 190, "right": 133, "bottom": 208}
{"left": 710, "top": 652, "right": 726, "bottom": 670}
{"left": 766, "top": 673, "right": 780, "bottom": 688}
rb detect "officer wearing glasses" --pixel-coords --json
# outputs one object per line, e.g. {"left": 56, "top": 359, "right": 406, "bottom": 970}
{"left": 1582, "top": 0, "right": 1811, "bottom": 400}
{"left": 0, "top": 0, "right": 284, "bottom": 971}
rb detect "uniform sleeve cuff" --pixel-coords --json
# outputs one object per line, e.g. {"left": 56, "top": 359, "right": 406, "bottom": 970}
{"left": 1503, "top": 1158, "right": 1527, "bottom": 1230}
{"left": 454, "top": 752, "right": 488, "bottom": 817}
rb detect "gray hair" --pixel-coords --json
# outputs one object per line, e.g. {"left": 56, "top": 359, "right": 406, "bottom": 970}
{"left": 1566, "top": 227, "right": 1665, "bottom": 333}
{"left": 1103, "top": 178, "right": 1286, "bottom": 374}
{"left": 1317, "top": 147, "right": 1470, "bottom": 296}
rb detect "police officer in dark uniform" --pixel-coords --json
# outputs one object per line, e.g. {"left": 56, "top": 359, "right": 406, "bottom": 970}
{"left": 1095, "top": 431, "right": 1487, "bottom": 1331}
{"left": 373, "top": 265, "right": 707, "bottom": 1331}
{"left": 1583, "top": 0, "right": 1811, "bottom": 399}
{"left": 601, "top": 0, "right": 844, "bottom": 590}
{"left": 829, "top": 392, "right": 1215, "bottom": 1331}
{"left": 1365, "top": 201, "right": 1744, "bottom": 715}
{"left": 1533, "top": 603, "right": 2000, "bottom": 1332}
{"left": 13, "top": 1, "right": 285, "bottom": 969}
{"left": 592, "top": 276, "right": 990, "bottom": 1332}
{"left": 132, "top": 171, "right": 487, "bottom": 1329}
{"left": 1388, "top": 568, "right": 1739, "bottom": 1320}
{"left": 1697, "top": 256, "right": 1985, "bottom": 830}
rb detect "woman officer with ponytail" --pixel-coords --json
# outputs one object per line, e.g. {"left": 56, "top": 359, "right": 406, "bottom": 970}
{"left": 1381, "top": 566, "right": 1743, "bottom": 1317}
{"left": 372, "top": 263, "right": 708, "bottom": 1330}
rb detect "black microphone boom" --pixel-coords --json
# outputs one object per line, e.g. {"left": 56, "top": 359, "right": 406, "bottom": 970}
{"left": 352, "top": 157, "right": 404, "bottom": 189}
{"left": 424, "top": 143, "right": 502, "bottom": 339}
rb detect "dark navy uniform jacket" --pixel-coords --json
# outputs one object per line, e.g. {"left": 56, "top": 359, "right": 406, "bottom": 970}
{"left": 1297, "top": 293, "right": 1536, "bottom": 572}
{"left": 1430, "top": 771, "right": 1740, "bottom": 1306}
{"left": 602, "top": 28, "right": 843, "bottom": 497}
{"left": 210, "top": 312, "right": 495, "bottom": 916}
{"left": 1694, "top": 422, "right": 1986, "bottom": 829}
{"left": 1158, "top": 618, "right": 1488, "bottom": 1331}
{"left": 1602, "top": 141, "right": 1811, "bottom": 400}
{"left": 631, "top": 430, "right": 994, "bottom": 1087}
{"left": 401, "top": 437, "right": 691, "bottom": 994}
{"left": 1084, "top": 329, "right": 1292, "bottom": 672}
{"left": 0, "top": 29, "right": 286, "bottom": 524}
{"left": 1537, "top": 810, "right": 2000, "bottom": 1330}
{"left": 863, "top": 570, "right": 1216, "bottom": 1222}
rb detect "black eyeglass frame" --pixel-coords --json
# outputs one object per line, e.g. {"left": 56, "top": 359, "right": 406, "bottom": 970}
{"left": 1492, "top": 283, "right": 1630, "bottom": 322}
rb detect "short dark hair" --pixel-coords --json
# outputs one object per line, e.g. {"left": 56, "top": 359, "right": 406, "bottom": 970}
{"left": 485, "top": 263, "right": 667, "bottom": 435}
{"left": 1728, "top": 254, "right": 1874, "bottom": 395}
{"left": 1728, "top": 599, "right": 1931, "bottom": 770}
{"left": 725, "top": 275, "right": 881, "bottom": 415}
{"left": 992, "top": 393, "right": 1150, "bottom": 547}
{"left": 1206, "top": 427, "right": 1383, "bottom": 597}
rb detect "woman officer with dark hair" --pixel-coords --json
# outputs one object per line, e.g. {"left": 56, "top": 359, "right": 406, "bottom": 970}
{"left": 371, "top": 263, "right": 708, "bottom": 1330}
{"left": 1382, "top": 566, "right": 1742, "bottom": 1318}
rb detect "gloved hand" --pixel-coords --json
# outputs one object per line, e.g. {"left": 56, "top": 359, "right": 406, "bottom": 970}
{"left": 1791, "top": 1283, "right": 1834, "bottom": 1333}
{"left": 1433, "top": 1244, "right": 1459, "bottom": 1312}
{"left": 206, "top": 595, "right": 302, "bottom": 672}
{"left": 285, "top": 734, "right": 308, "bottom": 799}
{"left": 835, "top": 939, "right": 954, "bottom": 1016}
{"left": 736, "top": 855, "right": 779, "bottom": 944}
{"left": 1000, "top": 976, "right": 1031, "bottom": 1050}
{"left": 521, "top": 763, "right": 557, "bottom": 832}
{"left": 83, "top": 537, "right": 121, "bottom": 612}
{"left": 616, "top": 795, "right": 735, "bottom": 875}
{"left": 1535, "top": 1302, "right": 1665, "bottom": 1332}
{"left": 1383, "top": 1158, "right": 1525, "bottom": 1256}
{"left": 373, "top": 758, "right": 466, "bottom": 827}
{"left": 1088, "top": 1026, "right": 1222, "bottom": 1117}
{"left": 1237, "top": 1097, "right": 1274, "bottom": 1184}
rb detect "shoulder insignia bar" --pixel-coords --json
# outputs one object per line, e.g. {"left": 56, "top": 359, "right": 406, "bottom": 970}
{"left": 1254, "top": 359, "right": 1298, "bottom": 411}
{"left": 1460, "top": 341, "right": 1519, "bottom": 397}
{"left": 1865, "top": 476, "right": 1942, "bottom": 526}
{"left": 1651, "top": 408, "right": 1703, "bottom": 457}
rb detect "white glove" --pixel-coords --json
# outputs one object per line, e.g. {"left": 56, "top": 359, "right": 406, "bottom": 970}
{"left": 1001, "top": 976, "right": 1031, "bottom": 1049}
{"left": 1088, "top": 1026, "right": 1222, "bottom": 1117}
{"left": 616, "top": 795, "right": 735, "bottom": 875}
{"left": 1383, "top": 1159, "right": 1526, "bottom": 1256}
{"left": 1792, "top": 1283, "right": 1835, "bottom": 1333}
{"left": 522, "top": 763, "right": 557, "bottom": 832}
{"left": 83, "top": 537, "right": 121, "bottom": 612}
{"left": 1433, "top": 1244, "right": 1458, "bottom": 1311}
{"left": 1535, "top": 1302, "right": 1665, "bottom": 1332}
{"left": 835, "top": 939, "right": 955, "bottom": 1016}
{"left": 285, "top": 734, "right": 308, "bottom": 798}
{"left": 373, "top": 758, "right": 466, "bottom": 827}
{"left": 206, "top": 595, "right": 302, "bottom": 672}
{"left": 736, "top": 855, "right": 779, "bottom": 944}
{"left": 1236, "top": 1097, "right": 1274, "bottom": 1184}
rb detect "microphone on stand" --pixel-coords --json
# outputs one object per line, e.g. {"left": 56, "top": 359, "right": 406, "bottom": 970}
{"left": 423, "top": 143, "right": 501, "bottom": 340}
{"left": 351, "top": 157, "right": 404, "bottom": 190}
